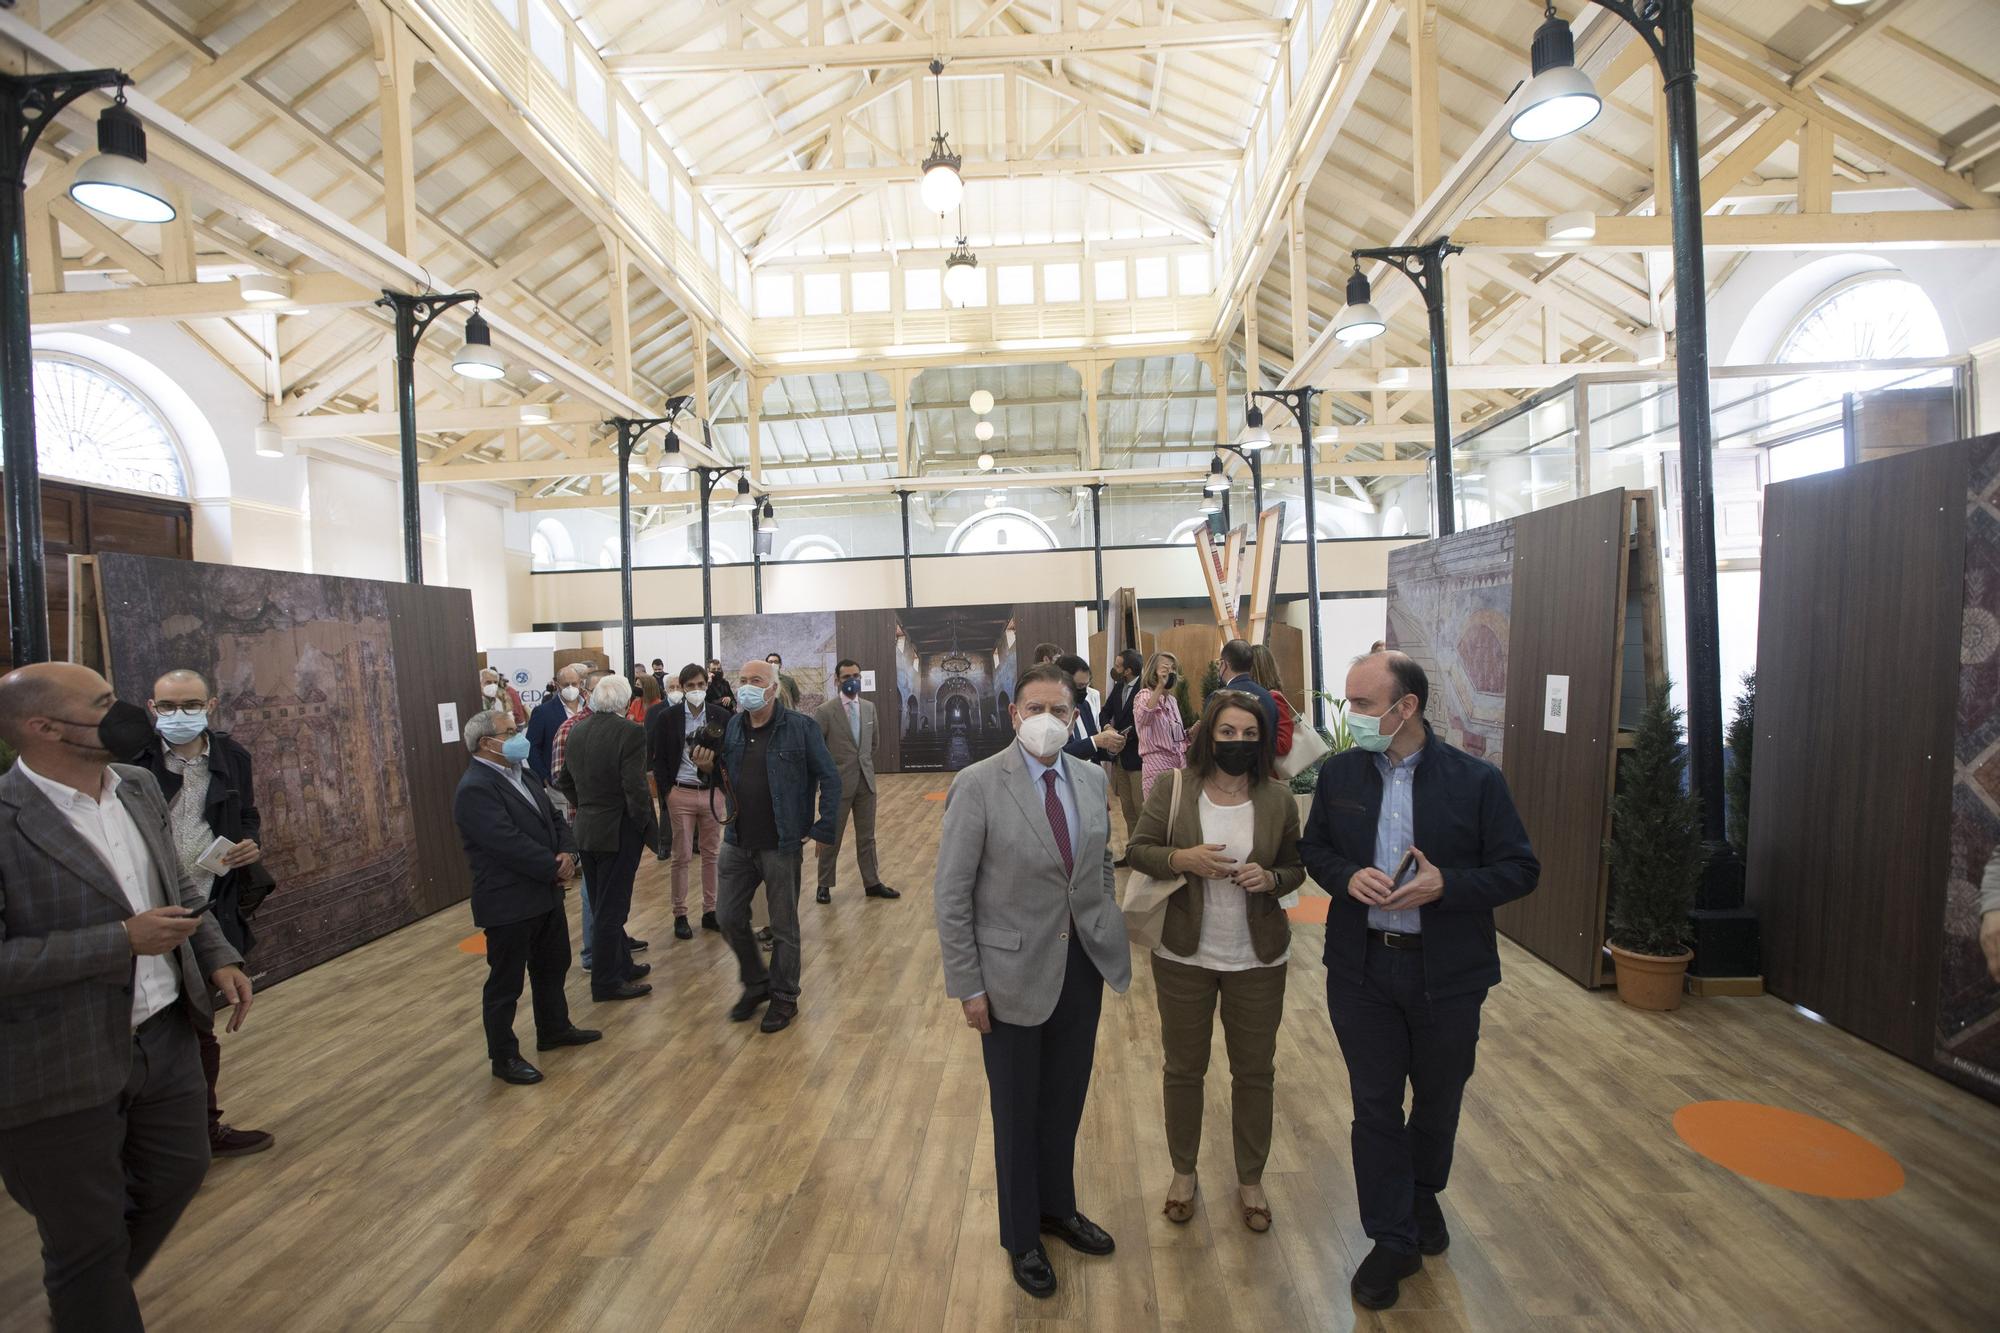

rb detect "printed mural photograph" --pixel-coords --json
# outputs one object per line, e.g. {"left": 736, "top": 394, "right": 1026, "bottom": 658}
{"left": 894, "top": 606, "right": 1020, "bottom": 772}
{"left": 1385, "top": 522, "right": 1516, "bottom": 765}
{"left": 1941, "top": 440, "right": 2000, "bottom": 1095}
{"left": 717, "top": 610, "right": 837, "bottom": 713}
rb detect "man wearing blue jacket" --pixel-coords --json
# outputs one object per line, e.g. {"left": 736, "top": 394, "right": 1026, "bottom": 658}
{"left": 1300, "top": 651, "right": 1538, "bottom": 1312}
{"left": 692, "top": 659, "right": 840, "bottom": 1034}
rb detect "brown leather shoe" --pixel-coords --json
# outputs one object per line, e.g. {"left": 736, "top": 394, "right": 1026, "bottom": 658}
{"left": 210, "top": 1123, "right": 274, "bottom": 1157}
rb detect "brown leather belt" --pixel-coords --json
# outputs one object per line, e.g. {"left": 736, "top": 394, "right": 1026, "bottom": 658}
{"left": 1368, "top": 928, "right": 1424, "bottom": 951}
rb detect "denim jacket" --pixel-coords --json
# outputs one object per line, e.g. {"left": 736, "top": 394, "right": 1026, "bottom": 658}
{"left": 719, "top": 702, "right": 842, "bottom": 849}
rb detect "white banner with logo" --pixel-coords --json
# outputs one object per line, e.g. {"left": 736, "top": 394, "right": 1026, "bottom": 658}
{"left": 486, "top": 648, "right": 555, "bottom": 710}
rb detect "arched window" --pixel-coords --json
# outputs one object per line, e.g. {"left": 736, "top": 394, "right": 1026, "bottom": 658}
{"left": 531, "top": 518, "right": 574, "bottom": 570}
{"left": 1771, "top": 276, "right": 1949, "bottom": 479}
{"left": 1777, "top": 276, "right": 1947, "bottom": 364}
{"left": 1167, "top": 516, "right": 1210, "bottom": 545}
{"left": 781, "top": 534, "right": 844, "bottom": 562}
{"left": 32, "top": 354, "right": 187, "bottom": 496}
{"left": 947, "top": 508, "right": 1058, "bottom": 553}
{"left": 597, "top": 538, "right": 620, "bottom": 568}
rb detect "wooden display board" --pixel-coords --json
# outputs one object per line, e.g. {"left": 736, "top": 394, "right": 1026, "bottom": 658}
{"left": 1385, "top": 489, "right": 1664, "bottom": 988}
{"left": 1749, "top": 433, "right": 1998, "bottom": 1103}
{"left": 83, "top": 554, "right": 480, "bottom": 988}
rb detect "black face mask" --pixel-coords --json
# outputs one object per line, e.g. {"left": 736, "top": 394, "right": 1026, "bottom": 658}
{"left": 59, "top": 699, "right": 156, "bottom": 763}
{"left": 1072, "top": 683, "right": 1088, "bottom": 704}
{"left": 1213, "top": 740, "right": 1258, "bottom": 777}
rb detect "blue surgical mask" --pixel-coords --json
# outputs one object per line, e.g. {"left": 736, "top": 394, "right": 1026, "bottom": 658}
{"left": 841, "top": 678, "right": 862, "bottom": 697}
{"left": 736, "top": 684, "right": 768, "bottom": 712}
{"left": 1347, "top": 696, "right": 1408, "bottom": 753}
{"left": 500, "top": 732, "right": 531, "bottom": 764}
{"left": 154, "top": 710, "right": 209, "bottom": 746}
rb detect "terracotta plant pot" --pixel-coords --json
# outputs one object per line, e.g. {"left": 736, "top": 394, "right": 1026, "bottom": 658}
{"left": 1609, "top": 943, "right": 1694, "bottom": 1011}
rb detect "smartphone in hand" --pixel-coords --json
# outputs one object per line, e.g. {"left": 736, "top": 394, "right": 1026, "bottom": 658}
{"left": 181, "top": 897, "right": 216, "bottom": 919}
{"left": 1390, "top": 849, "right": 1418, "bottom": 887}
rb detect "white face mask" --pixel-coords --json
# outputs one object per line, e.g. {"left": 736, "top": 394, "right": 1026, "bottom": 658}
{"left": 560, "top": 685, "right": 580, "bottom": 704}
{"left": 683, "top": 689, "right": 705, "bottom": 708}
{"left": 482, "top": 682, "right": 499, "bottom": 699}
{"left": 666, "top": 689, "right": 684, "bottom": 706}
{"left": 1017, "top": 712, "right": 1070, "bottom": 760}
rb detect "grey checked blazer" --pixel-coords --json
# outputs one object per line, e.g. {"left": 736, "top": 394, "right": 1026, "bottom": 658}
{"left": 933, "top": 744, "right": 1131, "bottom": 1027}
{"left": 813, "top": 696, "right": 876, "bottom": 796}
{"left": 0, "top": 763, "right": 241, "bottom": 1129}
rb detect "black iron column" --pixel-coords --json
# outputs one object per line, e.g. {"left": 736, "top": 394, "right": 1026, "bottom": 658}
{"left": 2, "top": 70, "right": 124, "bottom": 666}
{"left": 1088, "top": 483, "right": 1105, "bottom": 631}
{"left": 377, "top": 288, "right": 479, "bottom": 584}
{"left": 1353, "top": 238, "right": 1461, "bottom": 537}
{"left": 752, "top": 514, "right": 764, "bottom": 614}
{"left": 699, "top": 467, "right": 715, "bottom": 662}
{"left": 897, "top": 488, "right": 914, "bottom": 609}
{"left": 1254, "top": 387, "right": 1325, "bottom": 730}
{"left": 615, "top": 429, "right": 635, "bottom": 672}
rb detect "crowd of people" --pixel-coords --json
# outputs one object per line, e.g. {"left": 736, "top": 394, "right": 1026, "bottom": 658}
{"left": 0, "top": 634, "right": 1538, "bottom": 1326}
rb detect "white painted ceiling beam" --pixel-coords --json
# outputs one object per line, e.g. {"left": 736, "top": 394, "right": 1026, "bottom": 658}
{"left": 607, "top": 21, "right": 1286, "bottom": 75}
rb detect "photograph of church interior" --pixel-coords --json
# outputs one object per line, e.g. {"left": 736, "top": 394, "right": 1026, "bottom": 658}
{"left": 2, "top": 0, "right": 1999, "bottom": 1326}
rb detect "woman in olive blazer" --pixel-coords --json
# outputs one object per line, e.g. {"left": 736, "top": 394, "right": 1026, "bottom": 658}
{"left": 1126, "top": 689, "right": 1305, "bottom": 1235}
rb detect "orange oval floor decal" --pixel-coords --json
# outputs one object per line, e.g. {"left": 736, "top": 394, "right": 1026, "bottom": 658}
{"left": 1673, "top": 1100, "right": 1904, "bottom": 1199}
{"left": 458, "top": 932, "right": 487, "bottom": 956}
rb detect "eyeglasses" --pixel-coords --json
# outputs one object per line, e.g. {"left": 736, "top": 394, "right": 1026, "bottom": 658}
{"left": 151, "top": 702, "right": 209, "bottom": 717}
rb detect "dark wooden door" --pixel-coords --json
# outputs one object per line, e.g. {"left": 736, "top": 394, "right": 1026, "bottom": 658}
{"left": 0, "top": 478, "right": 193, "bottom": 671}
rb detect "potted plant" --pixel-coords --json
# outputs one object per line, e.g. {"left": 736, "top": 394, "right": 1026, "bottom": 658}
{"left": 1724, "top": 670, "right": 1755, "bottom": 857}
{"left": 1604, "top": 681, "right": 1707, "bottom": 1010}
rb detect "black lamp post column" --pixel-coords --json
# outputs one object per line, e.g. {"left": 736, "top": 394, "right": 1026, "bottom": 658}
{"left": 697, "top": 463, "right": 749, "bottom": 662}
{"left": 377, "top": 289, "right": 479, "bottom": 584}
{"left": 897, "top": 488, "right": 915, "bottom": 609}
{"left": 1252, "top": 386, "right": 1324, "bottom": 729}
{"left": 2, "top": 70, "right": 125, "bottom": 666}
{"left": 1592, "top": 0, "right": 1724, "bottom": 842}
{"left": 607, "top": 414, "right": 678, "bottom": 676}
{"left": 1088, "top": 483, "right": 1105, "bottom": 632}
{"left": 1352, "top": 239, "right": 1462, "bottom": 537}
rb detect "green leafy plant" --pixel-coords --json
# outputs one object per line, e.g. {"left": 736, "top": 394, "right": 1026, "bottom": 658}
{"left": 1172, "top": 671, "right": 1195, "bottom": 730}
{"left": 1724, "top": 669, "right": 1756, "bottom": 856}
{"left": 1606, "top": 681, "right": 1707, "bottom": 956}
{"left": 1288, "top": 695, "right": 1355, "bottom": 794}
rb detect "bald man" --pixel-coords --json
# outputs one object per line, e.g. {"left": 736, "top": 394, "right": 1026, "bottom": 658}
{"left": 0, "top": 663, "right": 252, "bottom": 1332}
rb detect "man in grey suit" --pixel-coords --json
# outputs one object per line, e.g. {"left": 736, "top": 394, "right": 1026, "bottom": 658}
{"left": 0, "top": 662, "right": 254, "bottom": 1332}
{"left": 555, "top": 673, "right": 658, "bottom": 1003}
{"left": 811, "top": 657, "right": 899, "bottom": 905}
{"left": 934, "top": 662, "right": 1132, "bottom": 1301}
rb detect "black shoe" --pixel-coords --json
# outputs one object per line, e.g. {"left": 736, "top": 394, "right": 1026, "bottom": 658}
{"left": 674, "top": 915, "right": 693, "bottom": 940}
{"left": 1010, "top": 1245, "right": 1057, "bottom": 1299}
{"left": 625, "top": 962, "right": 651, "bottom": 980}
{"left": 1415, "top": 1194, "right": 1450, "bottom": 1255}
{"left": 491, "top": 1055, "right": 543, "bottom": 1085}
{"left": 627, "top": 937, "right": 649, "bottom": 953}
{"left": 1350, "top": 1242, "right": 1422, "bottom": 1311}
{"left": 816, "top": 886, "right": 831, "bottom": 904}
{"left": 592, "top": 981, "right": 652, "bottom": 1002}
{"left": 863, "top": 883, "right": 901, "bottom": 900}
{"left": 701, "top": 911, "right": 720, "bottom": 932}
{"left": 759, "top": 1001, "right": 797, "bottom": 1033}
{"left": 535, "top": 1027, "right": 602, "bottom": 1052}
{"left": 1038, "top": 1212, "right": 1114, "bottom": 1256}
{"left": 1113, "top": 855, "right": 1129, "bottom": 868}
{"left": 729, "top": 989, "right": 771, "bottom": 1022}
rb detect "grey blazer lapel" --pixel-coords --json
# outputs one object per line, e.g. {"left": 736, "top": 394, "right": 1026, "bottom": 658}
{"left": 0, "top": 769, "right": 129, "bottom": 914}
{"left": 999, "top": 744, "right": 1065, "bottom": 871}
{"left": 115, "top": 772, "right": 182, "bottom": 909}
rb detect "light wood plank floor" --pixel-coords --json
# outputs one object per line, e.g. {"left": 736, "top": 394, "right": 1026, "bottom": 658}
{"left": 6, "top": 774, "right": 1999, "bottom": 1331}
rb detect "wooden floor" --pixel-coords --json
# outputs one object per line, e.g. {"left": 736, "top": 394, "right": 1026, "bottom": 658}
{"left": 6, "top": 773, "right": 1999, "bottom": 1332}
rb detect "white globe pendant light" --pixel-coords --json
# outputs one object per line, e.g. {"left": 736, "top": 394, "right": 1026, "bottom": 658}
{"left": 944, "top": 238, "right": 981, "bottom": 306}
{"left": 973, "top": 420, "right": 994, "bottom": 442}
{"left": 977, "top": 452, "right": 995, "bottom": 471}
{"left": 918, "top": 59, "right": 964, "bottom": 214}
{"left": 969, "top": 389, "right": 995, "bottom": 415}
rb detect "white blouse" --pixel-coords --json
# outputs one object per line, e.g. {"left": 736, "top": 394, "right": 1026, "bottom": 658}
{"left": 1155, "top": 791, "right": 1287, "bottom": 972}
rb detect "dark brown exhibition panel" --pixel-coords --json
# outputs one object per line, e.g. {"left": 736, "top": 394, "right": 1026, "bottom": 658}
{"left": 90, "top": 554, "right": 479, "bottom": 987}
{"left": 0, "top": 478, "right": 191, "bottom": 671}
{"left": 1384, "top": 489, "right": 1659, "bottom": 987}
{"left": 1748, "top": 438, "right": 1973, "bottom": 1074}
{"left": 834, "top": 608, "right": 903, "bottom": 776}
{"left": 1493, "top": 489, "right": 1629, "bottom": 987}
